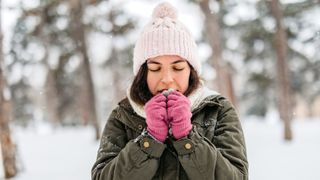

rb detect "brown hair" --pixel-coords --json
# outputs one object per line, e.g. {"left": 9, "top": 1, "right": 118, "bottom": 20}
{"left": 130, "top": 62, "right": 200, "bottom": 105}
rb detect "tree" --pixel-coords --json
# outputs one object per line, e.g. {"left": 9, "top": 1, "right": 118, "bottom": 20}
{"left": 69, "top": 0, "right": 100, "bottom": 139}
{"left": 9, "top": 0, "right": 136, "bottom": 140}
{"left": 221, "top": 0, "right": 319, "bottom": 120}
{"left": 268, "top": 0, "right": 292, "bottom": 140}
{"left": 0, "top": 0, "right": 18, "bottom": 177}
{"left": 9, "top": 0, "right": 101, "bottom": 137}
{"left": 198, "top": 0, "right": 238, "bottom": 108}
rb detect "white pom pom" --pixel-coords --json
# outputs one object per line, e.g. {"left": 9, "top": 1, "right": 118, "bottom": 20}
{"left": 152, "top": 2, "right": 178, "bottom": 20}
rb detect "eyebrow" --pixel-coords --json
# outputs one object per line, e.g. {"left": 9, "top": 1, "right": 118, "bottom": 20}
{"left": 147, "top": 59, "right": 186, "bottom": 65}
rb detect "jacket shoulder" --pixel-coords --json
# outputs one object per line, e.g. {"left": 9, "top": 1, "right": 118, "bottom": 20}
{"left": 202, "top": 94, "right": 235, "bottom": 110}
{"left": 115, "top": 97, "right": 146, "bottom": 132}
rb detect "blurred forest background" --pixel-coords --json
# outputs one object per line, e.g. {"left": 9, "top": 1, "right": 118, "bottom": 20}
{"left": 0, "top": 0, "right": 319, "bottom": 179}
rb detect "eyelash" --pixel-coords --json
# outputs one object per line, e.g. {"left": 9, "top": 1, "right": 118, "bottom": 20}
{"left": 174, "top": 68, "right": 184, "bottom": 71}
{"left": 149, "top": 68, "right": 184, "bottom": 72}
{"left": 149, "top": 69, "right": 160, "bottom": 72}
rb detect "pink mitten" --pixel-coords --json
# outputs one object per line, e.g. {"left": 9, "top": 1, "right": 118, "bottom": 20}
{"left": 167, "top": 91, "right": 193, "bottom": 140}
{"left": 145, "top": 93, "right": 169, "bottom": 142}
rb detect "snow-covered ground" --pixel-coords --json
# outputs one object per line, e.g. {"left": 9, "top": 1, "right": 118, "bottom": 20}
{"left": 2, "top": 125, "right": 99, "bottom": 180}
{"left": 244, "top": 119, "right": 320, "bottom": 180}
{"left": 1, "top": 119, "right": 320, "bottom": 180}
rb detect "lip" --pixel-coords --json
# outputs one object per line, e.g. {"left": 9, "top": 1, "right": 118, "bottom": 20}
{"left": 158, "top": 89, "right": 168, "bottom": 93}
{"left": 158, "top": 88, "right": 178, "bottom": 93}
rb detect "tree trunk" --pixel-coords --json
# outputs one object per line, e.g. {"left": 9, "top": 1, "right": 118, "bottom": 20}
{"left": 225, "top": 65, "right": 238, "bottom": 108}
{"left": 110, "top": 48, "right": 126, "bottom": 105}
{"left": 0, "top": 98, "right": 17, "bottom": 178}
{"left": 198, "top": 0, "right": 237, "bottom": 108}
{"left": 41, "top": 42, "right": 62, "bottom": 126}
{"left": 0, "top": 0, "right": 18, "bottom": 176}
{"left": 268, "top": 0, "right": 293, "bottom": 141}
{"left": 70, "top": 0, "right": 100, "bottom": 140}
{"left": 45, "top": 67, "right": 61, "bottom": 125}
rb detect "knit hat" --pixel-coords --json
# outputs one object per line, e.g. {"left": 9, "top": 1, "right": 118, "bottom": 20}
{"left": 133, "top": 2, "right": 201, "bottom": 75}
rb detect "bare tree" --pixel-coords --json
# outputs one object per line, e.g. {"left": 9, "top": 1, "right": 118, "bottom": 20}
{"left": 268, "top": 0, "right": 293, "bottom": 140}
{"left": 0, "top": 0, "right": 18, "bottom": 177}
{"left": 198, "top": 0, "right": 238, "bottom": 107}
{"left": 69, "top": 0, "right": 100, "bottom": 140}
{"left": 44, "top": 62, "right": 62, "bottom": 125}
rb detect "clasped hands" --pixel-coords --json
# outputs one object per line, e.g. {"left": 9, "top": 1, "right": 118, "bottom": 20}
{"left": 145, "top": 89, "right": 192, "bottom": 142}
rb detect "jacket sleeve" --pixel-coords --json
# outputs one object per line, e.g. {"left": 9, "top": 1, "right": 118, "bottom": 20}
{"left": 172, "top": 99, "right": 248, "bottom": 180}
{"left": 91, "top": 108, "right": 166, "bottom": 180}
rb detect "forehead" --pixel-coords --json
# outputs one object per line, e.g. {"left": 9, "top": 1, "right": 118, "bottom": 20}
{"left": 147, "top": 55, "right": 187, "bottom": 64}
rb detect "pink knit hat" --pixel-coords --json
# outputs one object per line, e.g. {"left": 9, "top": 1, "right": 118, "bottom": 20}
{"left": 133, "top": 2, "right": 201, "bottom": 75}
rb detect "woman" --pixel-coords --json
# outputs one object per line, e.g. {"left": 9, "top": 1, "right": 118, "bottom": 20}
{"left": 92, "top": 2, "right": 248, "bottom": 180}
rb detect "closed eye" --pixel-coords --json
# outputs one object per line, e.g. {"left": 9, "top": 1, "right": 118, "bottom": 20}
{"left": 173, "top": 67, "right": 185, "bottom": 71}
{"left": 149, "top": 68, "right": 160, "bottom": 72}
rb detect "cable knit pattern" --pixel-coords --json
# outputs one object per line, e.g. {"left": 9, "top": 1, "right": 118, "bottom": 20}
{"left": 133, "top": 2, "right": 201, "bottom": 75}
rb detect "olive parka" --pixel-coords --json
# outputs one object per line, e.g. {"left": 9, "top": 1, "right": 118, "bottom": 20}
{"left": 92, "top": 87, "right": 248, "bottom": 180}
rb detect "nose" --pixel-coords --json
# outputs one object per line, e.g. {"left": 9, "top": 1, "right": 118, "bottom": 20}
{"left": 161, "top": 70, "right": 174, "bottom": 84}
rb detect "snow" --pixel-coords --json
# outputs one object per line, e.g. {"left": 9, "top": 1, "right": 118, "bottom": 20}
{"left": 1, "top": 119, "right": 320, "bottom": 180}
{"left": 244, "top": 119, "right": 320, "bottom": 180}
{"left": 2, "top": 0, "right": 20, "bottom": 57}
{"left": 280, "top": 0, "right": 309, "bottom": 4}
{"left": 2, "top": 126, "right": 99, "bottom": 180}
{"left": 87, "top": 32, "right": 113, "bottom": 65}
{"left": 1, "top": 0, "right": 320, "bottom": 179}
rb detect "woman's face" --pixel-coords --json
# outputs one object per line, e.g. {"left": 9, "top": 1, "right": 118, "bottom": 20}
{"left": 147, "top": 55, "right": 191, "bottom": 95}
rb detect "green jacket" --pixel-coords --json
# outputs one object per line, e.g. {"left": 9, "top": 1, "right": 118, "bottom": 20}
{"left": 92, "top": 95, "right": 248, "bottom": 180}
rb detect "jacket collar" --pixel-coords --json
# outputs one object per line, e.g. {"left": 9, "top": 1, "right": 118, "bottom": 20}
{"left": 125, "top": 81, "right": 220, "bottom": 118}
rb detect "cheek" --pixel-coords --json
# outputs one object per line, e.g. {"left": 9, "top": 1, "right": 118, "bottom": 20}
{"left": 176, "top": 72, "right": 190, "bottom": 93}
{"left": 147, "top": 74, "right": 157, "bottom": 94}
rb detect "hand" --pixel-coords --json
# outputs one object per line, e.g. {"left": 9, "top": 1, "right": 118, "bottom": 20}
{"left": 145, "top": 93, "right": 169, "bottom": 142}
{"left": 167, "top": 91, "right": 192, "bottom": 140}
